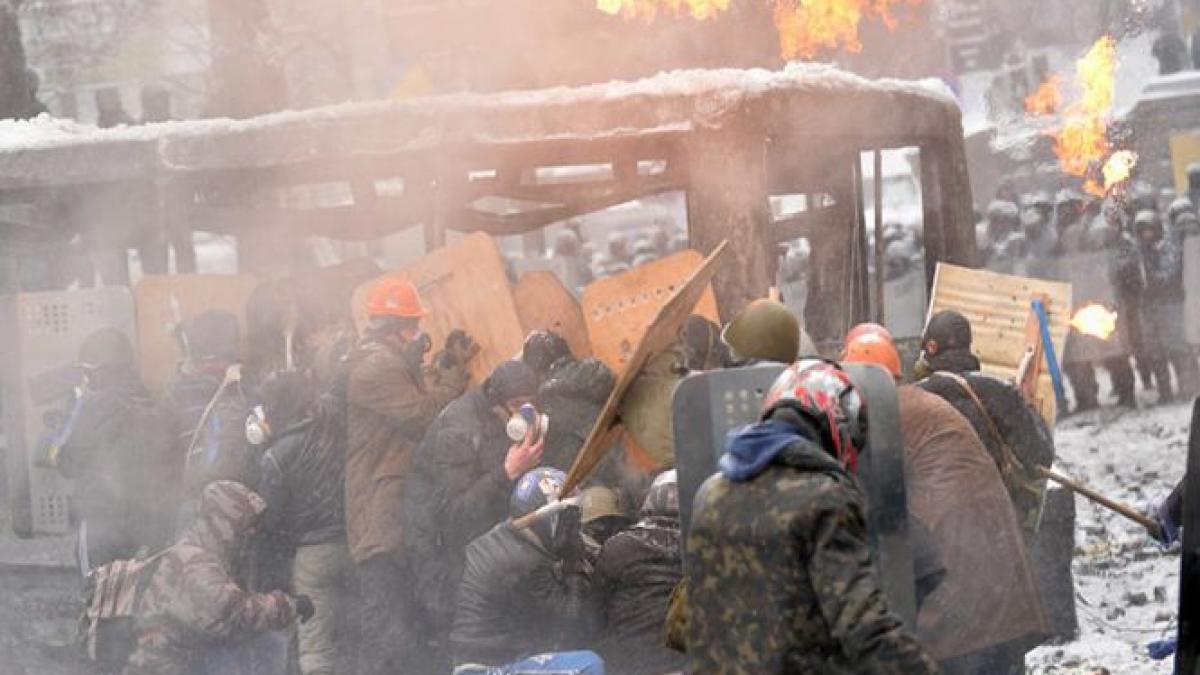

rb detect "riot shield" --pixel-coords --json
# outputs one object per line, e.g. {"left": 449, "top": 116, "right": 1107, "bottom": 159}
{"left": 1177, "top": 397, "right": 1200, "bottom": 675}
{"left": 673, "top": 364, "right": 785, "bottom": 534}
{"left": 0, "top": 287, "right": 136, "bottom": 536}
{"left": 673, "top": 362, "right": 916, "bottom": 627}
{"left": 1185, "top": 235, "right": 1200, "bottom": 346}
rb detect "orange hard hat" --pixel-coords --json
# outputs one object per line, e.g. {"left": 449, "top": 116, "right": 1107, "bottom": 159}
{"left": 844, "top": 322, "right": 894, "bottom": 346}
{"left": 365, "top": 277, "right": 428, "bottom": 318}
{"left": 842, "top": 331, "right": 902, "bottom": 378}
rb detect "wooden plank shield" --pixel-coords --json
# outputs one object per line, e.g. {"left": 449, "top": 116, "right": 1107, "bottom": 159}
{"left": 353, "top": 232, "right": 525, "bottom": 384}
{"left": 563, "top": 242, "right": 731, "bottom": 496}
{"left": 135, "top": 274, "right": 258, "bottom": 397}
{"left": 581, "top": 250, "right": 720, "bottom": 376}
{"left": 926, "top": 263, "right": 1071, "bottom": 426}
{"left": 512, "top": 271, "right": 591, "bottom": 359}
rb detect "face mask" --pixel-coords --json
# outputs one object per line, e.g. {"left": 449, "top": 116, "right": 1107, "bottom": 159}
{"left": 912, "top": 352, "right": 933, "bottom": 381}
{"left": 506, "top": 403, "right": 549, "bottom": 442}
{"left": 246, "top": 404, "right": 271, "bottom": 446}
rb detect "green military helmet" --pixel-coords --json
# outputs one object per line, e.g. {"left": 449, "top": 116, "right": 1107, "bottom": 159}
{"left": 720, "top": 299, "right": 801, "bottom": 364}
{"left": 78, "top": 327, "right": 135, "bottom": 370}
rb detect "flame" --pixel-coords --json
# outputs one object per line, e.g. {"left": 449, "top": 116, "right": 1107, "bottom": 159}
{"left": 772, "top": 0, "right": 923, "bottom": 60}
{"left": 1028, "top": 37, "right": 1137, "bottom": 197}
{"left": 597, "top": 0, "right": 730, "bottom": 20}
{"left": 1024, "top": 75, "right": 1063, "bottom": 116}
{"left": 1070, "top": 303, "right": 1118, "bottom": 341}
{"left": 596, "top": 0, "right": 923, "bottom": 59}
{"left": 1102, "top": 150, "right": 1138, "bottom": 192}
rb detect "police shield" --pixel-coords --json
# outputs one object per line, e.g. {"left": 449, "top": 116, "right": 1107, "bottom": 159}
{"left": 1177, "top": 397, "right": 1200, "bottom": 674}
{"left": 672, "top": 362, "right": 916, "bottom": 627}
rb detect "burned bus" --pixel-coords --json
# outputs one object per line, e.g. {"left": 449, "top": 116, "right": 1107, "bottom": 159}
{"left": 0, "top": 64, "right": 976, "bottom": 535}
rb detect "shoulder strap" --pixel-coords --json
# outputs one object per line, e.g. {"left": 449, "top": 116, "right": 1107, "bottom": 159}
{"left": 931, "top": 372, "right": 1023, "bottom": 476}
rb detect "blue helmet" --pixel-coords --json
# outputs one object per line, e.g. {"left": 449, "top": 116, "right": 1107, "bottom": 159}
{"left": 510, "top": 468, "right": 567, "bottom": 544}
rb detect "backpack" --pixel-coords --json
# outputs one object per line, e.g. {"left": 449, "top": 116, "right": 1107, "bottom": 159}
{"left": 79, "top": 551, "right": 168, "bottom": 671}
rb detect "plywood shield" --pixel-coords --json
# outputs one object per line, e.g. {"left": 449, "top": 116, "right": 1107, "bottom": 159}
{"left": 135, "top": 275, "right": 258, "bottom": 397}
{"left": 513, "top": 271, "right": 591, "bottom": 359}
{"left": 353, "top": 232, "right": 524, "bottom": 384}
{"left": 563, "top": 242, "right": 730, "bottom": 496}
{"left": 581, "top": 250, "right": 720, "bottom": 375}
{"left": 927, "top": 263, "right": 1071, "bottom": 426}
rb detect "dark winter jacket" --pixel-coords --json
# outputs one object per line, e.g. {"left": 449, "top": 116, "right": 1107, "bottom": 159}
{"left": 593, "top": 485, "right": 686, "bottom": 674}
{"left": 58, "top": 368, "right": 178, "bottom": 564}
{"left": 167, "top": 369, "right": 256, "bottom": 503}
{"left": 1140, "top": 237, "right": 1185, "bottom": 305}
{"left": 126, "top": 481, "right": 296, "bottom": 675}
{"left": 403, "top": 387, "right": 517, "bottom": 629}
{"left": 450, "top": 522, "right": 591, "bottom": 666}
{"left": 259, "top": 394, "right": 346, "bottom": 547}
{"left": 538, "top": 357, "right": 614, "bottom": 471}
{"left": 344, "top": 338, "right": 468, "bottom": 564}
{"left": 684, "top": 408, "right": 938, "bottom": 674}
{"left": 916, "top": 365, "right": 1055, "bottom": 538}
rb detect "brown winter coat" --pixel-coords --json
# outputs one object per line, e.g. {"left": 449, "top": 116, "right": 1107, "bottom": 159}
{"left": 345, "top": 340, "right": 468, "bottom": 564}
{"left": 125, "top": 481, "right": 296, "bottom": 675}
{"left": 898, "top": 386, "right": 1048, "bottom": 661}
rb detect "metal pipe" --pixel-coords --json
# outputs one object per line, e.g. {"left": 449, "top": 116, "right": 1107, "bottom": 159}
{"left": 873, "top": 148, "right": 885, "bottom": 325}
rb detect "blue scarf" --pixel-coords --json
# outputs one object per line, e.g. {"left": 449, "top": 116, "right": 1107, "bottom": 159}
{"left": 719, "top": 420, "right": 809, "bottom": 482}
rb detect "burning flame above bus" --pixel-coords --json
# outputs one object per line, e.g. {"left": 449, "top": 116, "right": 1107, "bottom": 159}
{"left": 773, "top": 0, "right": 922, "bottom": 60}
{"left": 1025, "top": 36, "right": 1137, "bottom": 197}
{"left": 596, "top": 0, "right": 730, "bottom": 20}
{"left": 596, "top": 0, "right": 924, "bottom": 60}
{"left": 1070, "top": 303, "right": 1118, "bottom": 341}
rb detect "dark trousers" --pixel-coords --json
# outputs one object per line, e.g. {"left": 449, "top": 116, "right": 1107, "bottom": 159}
{"left": 357, "top": 553, "right": 423, "bottom": 675}
{"left": 1064, "top": 362, "right": 1099, "bottom": 410}
{"left": 1169, "top": 346, "right": 1200, "bottom": 396}
{"left": 1101, "top": 356, "right": 1136, "bottom": 406}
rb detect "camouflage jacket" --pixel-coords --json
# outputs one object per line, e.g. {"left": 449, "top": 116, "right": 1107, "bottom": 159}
{"left": 124, "top": 481, "right": 296, "bottom": 675}
{"left": 684, "top": 418, "right": 938, "bottom": 674}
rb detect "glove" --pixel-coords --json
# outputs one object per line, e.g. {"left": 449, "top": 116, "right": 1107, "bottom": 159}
{"left": 294, "top": 594, "right": 315, "bottom": 624}
{"left": 1144, "top": 498, "right": 1180, "bottom": 547}
{"left": 440, "top": 330, "right": 480, "bottom": 369}
{"left": 550, "top": 504, "right": 583, "bottom": 562}
{"left": 402, "top": 333, "right": 432, "bottom": 368}
{"left": 1148, "top": 636, "right": 1177, "bottom": 660}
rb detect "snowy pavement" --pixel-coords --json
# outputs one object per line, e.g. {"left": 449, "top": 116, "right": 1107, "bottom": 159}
{"left": 1027, "top": 399, "right": 1193, "bottom": 674}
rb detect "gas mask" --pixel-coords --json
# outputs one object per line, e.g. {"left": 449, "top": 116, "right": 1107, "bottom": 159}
{"left": 506, "top": 403, "right": 549, "bottom": 443}
{"left": 245, "top": 404, "right": 271, "bottom": 447}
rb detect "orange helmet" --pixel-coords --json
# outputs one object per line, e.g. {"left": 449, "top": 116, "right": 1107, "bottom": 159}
{"left": 844, "top": 322, "right": 894, "bottom": 346}
{"left": 365, "top": 277, "right": 428, "bottom": 318}
{"left": 842, "top": 331, "right": 902, "bottom": 378}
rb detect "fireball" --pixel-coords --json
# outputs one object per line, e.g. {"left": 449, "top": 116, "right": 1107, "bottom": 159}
{"left": 773, "top": 0, "right": 924, "bottom": 60}
{"left": 1070, "top": 303, "right": 1118, "bottom": 341}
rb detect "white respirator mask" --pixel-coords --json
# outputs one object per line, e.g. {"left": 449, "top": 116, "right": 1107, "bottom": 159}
{"left": 245, "top": 404, "right": 271, "bottom": 446}
{"left": 506, "top": 403, "right": 549, "bottom": 442}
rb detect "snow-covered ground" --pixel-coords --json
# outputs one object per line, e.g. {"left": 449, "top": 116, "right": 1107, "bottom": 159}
{"left": 1028, "top": 397, "right": 1193, "bottom": 674}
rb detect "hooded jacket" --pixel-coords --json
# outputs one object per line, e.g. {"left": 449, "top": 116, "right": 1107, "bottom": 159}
{"left": 684, "top": 408, "right": 938, "bottom": 675}
{"left": 344, "top": 337, "right": 468, "bottom": 564}
{"left": 125, "top": 481, "right": 296, "bottom": 675}
{"left": 593, "top": 478, "right": 686, "bottom": 675}
{"left": 403, "top": 386, "right": 518, "bottom": 629}
{"left": 897, "top": 386, "right": 1048, "bottom": 661}
{"left": 538, "top": 357, "right": 614, "bottom": 471}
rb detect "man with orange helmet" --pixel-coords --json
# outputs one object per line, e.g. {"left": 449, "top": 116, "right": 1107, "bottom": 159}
{"left": 343, "top": 276, "right": 478, "bottom": 675}
{"left": 684, "top": 360, "right": 938, "bottom": 674}
{"left": 842, "top": 325, "right": 1048, "bottom": 674}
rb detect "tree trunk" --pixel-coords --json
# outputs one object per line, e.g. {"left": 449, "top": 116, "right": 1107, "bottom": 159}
{"left": 205, "top": 0, "right": 287, "bottom": 118}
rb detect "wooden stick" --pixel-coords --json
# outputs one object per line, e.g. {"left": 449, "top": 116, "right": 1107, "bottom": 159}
{"left": 1039, "top": 466, "right": 1162, "bottom": 537}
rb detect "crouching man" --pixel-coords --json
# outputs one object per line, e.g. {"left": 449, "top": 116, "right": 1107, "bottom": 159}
{"left": 450, "top": 468, "right": 602, "bottom": 674}
{"left": 125, "top": 481, "right": 314, "bottom": 675}
{"left": 685, "top": 361, "right": 938, "bottom": 674}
